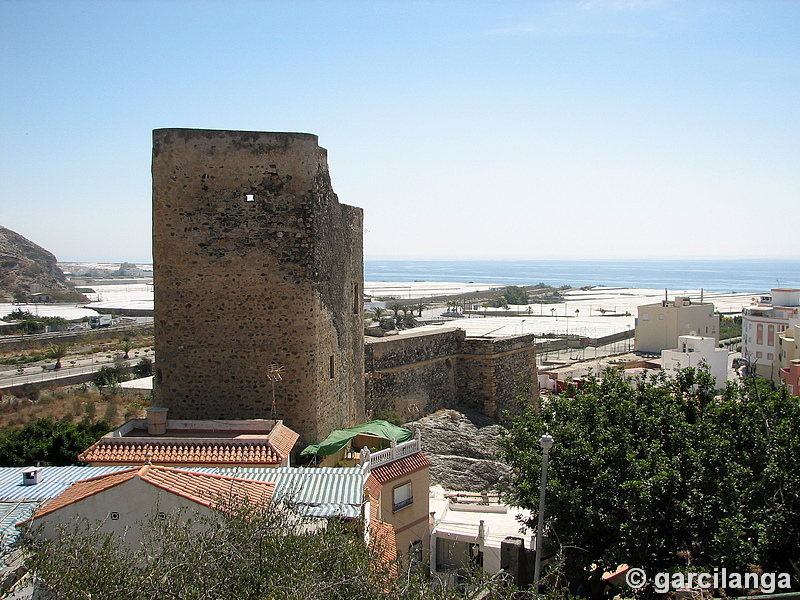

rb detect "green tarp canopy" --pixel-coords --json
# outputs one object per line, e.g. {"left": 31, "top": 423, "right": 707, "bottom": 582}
{"left": 300, "top": 420, "right": 412, "bottom": 457}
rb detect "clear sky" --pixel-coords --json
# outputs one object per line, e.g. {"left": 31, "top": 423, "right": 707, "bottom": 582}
{"left": 1, "top": 0, "right": 798, "bottom": 263}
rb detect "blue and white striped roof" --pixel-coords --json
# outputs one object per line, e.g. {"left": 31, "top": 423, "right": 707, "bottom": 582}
{"left": 219, "top": 467, "right": 365, "bottom": 519}
{"left": 0, "top": 500, "right": 39, "bottom": 547}
{"left": 0, "top": 466, "right": 136, "bottom": 502}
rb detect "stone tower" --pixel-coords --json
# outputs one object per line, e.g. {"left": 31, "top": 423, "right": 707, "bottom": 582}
{"left": 152, "top": 129, "right": 364, "bottom": 445}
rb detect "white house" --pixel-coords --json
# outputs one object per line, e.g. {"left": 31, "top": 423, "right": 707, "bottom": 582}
{"left": 661, "top": 335, "right": 729, "bottom": 390}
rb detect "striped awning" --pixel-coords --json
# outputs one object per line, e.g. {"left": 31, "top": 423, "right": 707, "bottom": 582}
{"left": 219, "top": 467, "right": 364, "bottom": 519}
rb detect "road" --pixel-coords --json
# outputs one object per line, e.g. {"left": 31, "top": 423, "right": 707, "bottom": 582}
{"left": 0, "top": 351, "right": 154, "bottom": 389}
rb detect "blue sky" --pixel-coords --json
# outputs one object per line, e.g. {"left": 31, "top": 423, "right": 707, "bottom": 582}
{"left": 1, "top": 0, "right": 798, "bottom": 262}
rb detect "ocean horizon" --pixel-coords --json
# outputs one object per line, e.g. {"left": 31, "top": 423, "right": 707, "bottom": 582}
{"left": 364, "top": 258, "right": 800, "bottom": 293}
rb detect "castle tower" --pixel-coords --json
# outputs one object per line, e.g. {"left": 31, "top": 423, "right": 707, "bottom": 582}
{"left": 152, "top": 129, "right": 364, "bottom": 444}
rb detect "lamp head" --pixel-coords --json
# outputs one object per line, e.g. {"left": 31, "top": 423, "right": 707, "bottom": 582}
{"left": 539, "top": 434, "right": 554, "bottom": 450}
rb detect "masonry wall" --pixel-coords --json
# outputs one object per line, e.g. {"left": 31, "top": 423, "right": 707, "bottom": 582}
{"left": 152, "top": 129, "right": 364, "bottom": 445}
{"left": 456, "top": 334, "right": 538, "bottom": 420}
{"left": 364, "top": 329, "right": 537, "bottom": 423}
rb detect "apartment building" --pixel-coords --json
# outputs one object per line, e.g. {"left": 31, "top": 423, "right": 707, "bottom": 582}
{"left": 741, "top": 289, "right": 800, "bottom": 380}
{"left": 636, "top": 296, "right": 718, "bottom": 354}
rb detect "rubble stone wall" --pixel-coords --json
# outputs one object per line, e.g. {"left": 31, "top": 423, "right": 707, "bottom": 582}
{"left": 152, "top": 129, "right": 363, "bottom": 445}
{"left": 364, "top": 329, "right": 537, "bottom": 423}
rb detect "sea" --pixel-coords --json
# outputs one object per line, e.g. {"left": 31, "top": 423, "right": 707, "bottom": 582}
{"left": 364, "top": 258, "right": 800, "bottom": 293}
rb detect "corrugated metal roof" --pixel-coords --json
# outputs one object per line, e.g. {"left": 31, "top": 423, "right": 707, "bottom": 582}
{"left": 219, "top": 467, "right": 364, "bottom": 518}
{"left": 0, "top": 501, "right": 39, "bottom": 547}
{"left": 0, "top": 466, "right": 216, "bottom": 501}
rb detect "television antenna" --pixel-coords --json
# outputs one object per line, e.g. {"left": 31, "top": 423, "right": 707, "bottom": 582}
{"left": 267, "top": 364, "right": 285, "bottom": 419}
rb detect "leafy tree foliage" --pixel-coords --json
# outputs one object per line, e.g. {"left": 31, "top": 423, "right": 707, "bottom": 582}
{"left": 500, "top": 366, "right": 800, "bottom": 593}
{"left": 0, "top": 418, "right": 110, "bottom": 466}
{"left": 1, "top": 309, "right": 68, "bottom": 334}
{"left": 132, "top": 356, "right": 153, "bottom": 378}
{"left": 19, "top": 498, "right": 516, "bottom": 600}
{"left": 503, "top": 285, "right": 529, "bottom": 306}
{"left": 91, "top": 361, "right": 130, "bottom": 389}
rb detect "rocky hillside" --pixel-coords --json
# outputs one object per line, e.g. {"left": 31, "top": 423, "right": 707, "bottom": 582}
{"left": 0, "top": 225, "right": 86, "bottom": 303}
{"left": 405, "top": 409, "right": 510, "bottom": 492}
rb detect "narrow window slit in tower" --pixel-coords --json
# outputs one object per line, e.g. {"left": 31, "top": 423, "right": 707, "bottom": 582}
{"left": 245, "top": 194, "right": 255, "bottom": 202}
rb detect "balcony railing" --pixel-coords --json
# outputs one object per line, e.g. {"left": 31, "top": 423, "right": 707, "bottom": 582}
{"left": 359, "top": 429, "right": 422, "bottom": 472}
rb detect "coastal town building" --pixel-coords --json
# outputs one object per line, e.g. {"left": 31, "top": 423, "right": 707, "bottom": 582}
{"left": 741, "top": 289, "right": 800, "bottom": 380}
{"left": 661, "top": 335, "right": 729, "bottom": 390}
{"left": 79, "top": 415, "right": 299, "bottom": 468}
{"left": 775, "top": 323, "right": 800, "bottom": 392}
{"left": 19, "top": 465, "right": 275, "bottom": 547}
{"left": 635, "top": 296, "right": 718, "bottom": 354}
{"left": 429, "top": 490, "right": 532, "bottom": 578}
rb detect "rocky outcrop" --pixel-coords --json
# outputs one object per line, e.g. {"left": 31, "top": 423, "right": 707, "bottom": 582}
{"left": 404, "top": 409, "right": 510, "bottom": 492}
{"left": 0, "top": 225, "right": 86, "bottom": 302}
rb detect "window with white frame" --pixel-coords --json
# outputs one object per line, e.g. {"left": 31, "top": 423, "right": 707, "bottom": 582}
{"left": 393, "top": 481, "right": 413, "bottom": 511}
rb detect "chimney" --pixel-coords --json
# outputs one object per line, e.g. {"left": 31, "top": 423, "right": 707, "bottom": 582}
{"left": 146, "top": 407, "right": 169, "bottom": 435}
{"left": 22, "top": 467, "right": 41, "bottom": 486}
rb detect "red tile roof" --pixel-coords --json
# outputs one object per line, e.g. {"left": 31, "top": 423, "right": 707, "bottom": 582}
{"left": 79, "top": 425, "right": 299, "bottom": 467}
{"left": 31, "top": 465, "right": 275, "bottom": 520}
{"left": 365, "top": 452, "right": 430, "bottom": 498}
{"left": 30, "top": 468, "right": 139, "bottom": 519}
{"left": 370, "top": 517, "right": 398, "bottom": 577}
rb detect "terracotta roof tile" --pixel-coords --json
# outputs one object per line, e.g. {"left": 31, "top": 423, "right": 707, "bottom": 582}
{"left": 30, "top": 466, "right": 275, "bottom": 521}
{"left": 370, "top": 517, "right": 398, "bottom": 576}
{"left": 367, "top": 452, "right": 430, "bottom": 488}
{"left": 268, "top": 426, "right": 300, "bottom": 459}
{"left": 140, "top": 466, "right": 274, "bottom": 509}
{"left": 31, "top": 468, "right": 139, "bottom": 519}
{"left": 80, "top": 438, "right": 287, "bottom": 467}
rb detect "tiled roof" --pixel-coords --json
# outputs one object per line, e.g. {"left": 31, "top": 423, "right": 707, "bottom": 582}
{"left": 0, "top": 466, "right": 141, "bottom": 502}
{"left": 370, "top": 517, "right": 398, "bottom": 576}
{"left": 30, "top": 466, "right": 275, "bottom": 520}
{"left": 268, "top": 427, "right": 300, "bottom": 459}
{"left": 31, "top": 468, "right": 139, "bottom": 519}
{"left": 365, "top": 452, "right": 429, "bottom": 498}
{"left": 142, "top": 466, "right": 275, "bottom": 509}
{"left": 79, "top": 432, "right": 297, "bottom": 467}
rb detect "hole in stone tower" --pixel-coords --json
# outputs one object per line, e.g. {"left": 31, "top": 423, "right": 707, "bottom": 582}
{"left": 245, "top": 194, "right": 255, "bottom": 202}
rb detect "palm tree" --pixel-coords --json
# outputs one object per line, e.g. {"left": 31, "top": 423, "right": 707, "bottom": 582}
{"left": 370, "top": 306, "right": 385, "bottom": 323}
{"left": 121, "top": 340, "right": 135, "bottom": 360}
{"left": 415, "top": 303, "right": 428, "bottom": 317}
{"left": 388, "top": 303, "right": 402, "bottom": 321}
{"left": 48, "top": 343, "right": 71, "bottom": 370}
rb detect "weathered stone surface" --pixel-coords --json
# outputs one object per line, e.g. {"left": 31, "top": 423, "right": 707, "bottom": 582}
{"left": 366, "top": 329, "right": 538, "bottom": 423}
{"left": 405, "top": 409, "right": 510, "bottom": 492}
{"left": 152, "top": 129, "right": 364, "bottom": 445}
{"left": 0, "top": 225, "right": 86, "bottom": 302}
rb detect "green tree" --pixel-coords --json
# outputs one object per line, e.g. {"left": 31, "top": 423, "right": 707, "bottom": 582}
{"left": 46, "top": 343, "right": 71, "bottom": 370}
{"left": 121, "top": 339, "right": 134, "bottom": 360}
{"left": 19, "top": 497, "right": 516, "bottom": 600}
{"left": 500, "top": 367, "right": 800, "bottom": 596}
{"left": 91, "top": 362, "right": 129, "bottom": 389}
{"left": 0, "top": 418, "right": 109, "bottom": 466}
{"left": 132, "top": 357, "right": 153, "bottom": 378}
{"left": 503, "top": 285, "right": 528, "bottom": 306}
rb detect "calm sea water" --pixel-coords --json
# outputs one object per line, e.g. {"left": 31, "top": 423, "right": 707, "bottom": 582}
{"left": 364, "top": 259, "right": 800, "bottom": 293}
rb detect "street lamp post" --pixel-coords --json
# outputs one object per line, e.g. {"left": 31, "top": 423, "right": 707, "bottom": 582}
{"left": 534, "top": 434, "right": 554, "bottom": 596}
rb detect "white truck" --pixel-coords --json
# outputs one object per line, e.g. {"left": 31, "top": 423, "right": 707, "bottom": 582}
{"left": 89, "top": 314, "right": 113, "bottom": 328}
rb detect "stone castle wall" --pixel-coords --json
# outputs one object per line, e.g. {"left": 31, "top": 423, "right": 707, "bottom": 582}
{"left": 152, "top": 129, "right": 363, "bottom": 444}
{"left": 365, "top": 329, "right": 538, "bottom": 423}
